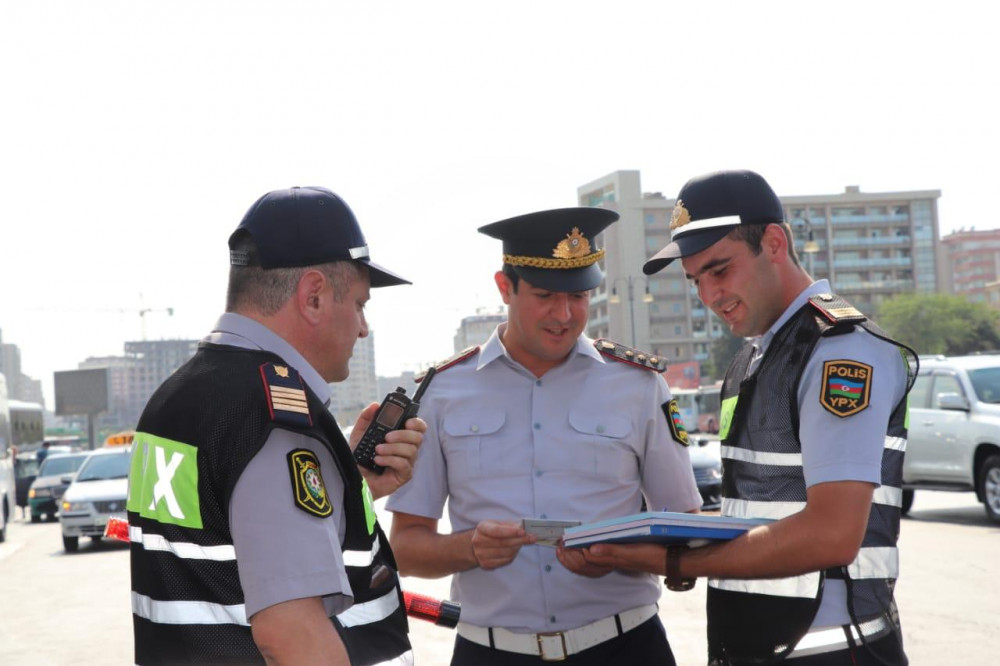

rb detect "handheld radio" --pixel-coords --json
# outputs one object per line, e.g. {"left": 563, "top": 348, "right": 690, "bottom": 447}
{"left": 353, "top": 366, "right": 437, "bottom": 474}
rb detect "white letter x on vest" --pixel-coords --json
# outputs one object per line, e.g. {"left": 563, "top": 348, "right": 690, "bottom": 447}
{"left": 149, "top": 446, "right": 185, "bottom": 519}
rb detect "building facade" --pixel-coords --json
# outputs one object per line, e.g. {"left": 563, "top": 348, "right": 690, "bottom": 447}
{"left": 578, "top": 171, "right": 941, "bottom": 378}
{"left": 938, "top": 228, "right": 1000, "bottom": 303}
{"left": 453, "top": 310, "right": 506, "bottom": 353}
{"left": 328, "top": 331, "right": 380, "bottom": 428}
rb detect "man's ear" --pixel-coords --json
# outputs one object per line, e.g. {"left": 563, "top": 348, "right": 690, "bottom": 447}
{"left": 297, "top": 269, "right": 327, "bottom": 324}
{"left": 494, "top": 271, "right": 513, "bottom": 305}
{"left": 763, "top": 223, "right": 789, "bottom": 264}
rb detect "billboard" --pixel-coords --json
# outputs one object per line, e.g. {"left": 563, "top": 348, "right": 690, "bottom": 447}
{"left": 54, "top": 368, "right": 109, "bottom": 416}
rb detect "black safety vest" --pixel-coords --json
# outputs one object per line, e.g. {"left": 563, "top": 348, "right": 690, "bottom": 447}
{"left": 707, "top": 295, "right": 915, "bottom": 665}
{"left": 127, "top": 344, "right": 409, "bottom": 665}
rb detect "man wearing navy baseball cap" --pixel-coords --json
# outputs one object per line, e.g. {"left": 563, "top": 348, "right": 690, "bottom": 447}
{"left": 129, "top": 186, "right": 423, "bottom": 665}
{"left": 583, "top": 171, "right": 917, "bottom": 665}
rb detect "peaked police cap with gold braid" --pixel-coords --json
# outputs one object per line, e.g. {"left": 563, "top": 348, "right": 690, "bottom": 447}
{"left": 643, "top": 170, "right": 784, "bottom": 275}
{"left": 478, "top": 207, "right": 618, "bottom": 292}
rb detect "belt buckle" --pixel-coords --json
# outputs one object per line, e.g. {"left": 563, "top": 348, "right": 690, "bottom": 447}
{"left": 536, "top": 631, "right": 568, "bottom": 661}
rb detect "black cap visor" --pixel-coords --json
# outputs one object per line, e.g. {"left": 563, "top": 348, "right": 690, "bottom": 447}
{"left": 512, "top": 262, "right": 603, "bottom": 292}
{"left": 361, "top": 259, "right": 411, "bottom": 287}
{"left": 643, "top": 224, "right": 737, "bottom": 275}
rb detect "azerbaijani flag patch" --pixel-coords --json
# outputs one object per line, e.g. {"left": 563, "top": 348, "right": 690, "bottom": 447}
{"left": 820, "top": 360, "right": 872, "bottom": 417}
{"left": 663, "top": 399, "right": 690, "bottom": 447}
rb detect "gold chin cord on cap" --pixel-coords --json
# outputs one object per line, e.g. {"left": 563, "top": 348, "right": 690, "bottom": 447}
{"left": 502, "top": 249, "right": 605, "bottom": 270}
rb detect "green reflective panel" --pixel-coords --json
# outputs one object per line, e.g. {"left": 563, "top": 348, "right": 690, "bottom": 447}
{"left": 361, "top": 478, "right": 377, "bottom": 535}
{"left": 131, "top": 432, "right": 202, "bottom": 529}
{"left": 719, "top": 396, "right": 738, "bottom": 440}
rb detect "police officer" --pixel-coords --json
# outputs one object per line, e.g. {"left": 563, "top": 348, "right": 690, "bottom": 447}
{"left": 582, "top": 170, "right": 916, "bottom": 665}
{"left": 386, "top": 208, "right": 702, "bottom": 665}
{"left": 127, "top": 186, "right": 425, "bottom": 665}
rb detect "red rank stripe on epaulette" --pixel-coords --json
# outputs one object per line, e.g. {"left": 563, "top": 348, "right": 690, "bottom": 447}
{"left": 417, "top": 345, "right": 479, "bottom": 383}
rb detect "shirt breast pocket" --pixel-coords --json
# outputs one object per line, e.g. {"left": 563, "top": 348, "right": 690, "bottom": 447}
{"left": 441, "top": 410, "right": 507, "bottom": 478}
{"left": 565, "top": 410, "right": 638, "bottom": 481}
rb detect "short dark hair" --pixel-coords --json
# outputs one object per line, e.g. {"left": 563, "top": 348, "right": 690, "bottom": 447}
{"left": 726, "top": 222, "right": 801, "bottom": 267}
{"left": 501, "top": 264, "right": 520, "bottom": 293}
{"left": 226, "top": 235, "right": 366, "bottom": 314}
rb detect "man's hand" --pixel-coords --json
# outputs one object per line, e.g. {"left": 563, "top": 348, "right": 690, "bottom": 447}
{"left": 578, "top": 542, "right": 669, "bottom": 576}
{"left": 555, "top": 544, "right": 614, "bottom": 578}
{"left": 350, "top": 402, "right": 426, "bottom": 500}
{"left": 470, "top": 520, "right": 536, "bottom": 570}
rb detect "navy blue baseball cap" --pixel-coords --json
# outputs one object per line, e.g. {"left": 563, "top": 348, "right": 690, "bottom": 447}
{"left": 643, "top": 170, "right": 784, "bottom": 275}
{"left": 228, "top": 186, "right": 410, "bottom": 287}
{"left": 478, "top": 207, "right": 618, "bottom": 292}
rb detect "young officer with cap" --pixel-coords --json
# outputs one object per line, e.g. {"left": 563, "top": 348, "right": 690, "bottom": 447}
{"left": 127, "top": 186, "right": 425, "bottom": 666}
{"left": 580, "top": 170, "right": 917, "bottom": 665}
{"left": 386, "top": 208, "right": 702, "bottom": 665}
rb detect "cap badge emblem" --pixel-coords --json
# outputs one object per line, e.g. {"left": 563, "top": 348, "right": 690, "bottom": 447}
{"left": 670, "top": 201, "right": 692, "bottom": 230}
{"left": 553, "top": 227, "right": 591, "bottom": 259}
{"left": 274, "top": 365, "right": 290, "bottom": 378}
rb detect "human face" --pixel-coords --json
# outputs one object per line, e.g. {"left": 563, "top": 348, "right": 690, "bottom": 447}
{"left": 496, "top": 272, "right": 590, "bottom": 377}
{"left": 682, "top": 234, "right": 784, "bottom": 338}
{"left": 317, "top": 268, "right": 371, "bottom": 383}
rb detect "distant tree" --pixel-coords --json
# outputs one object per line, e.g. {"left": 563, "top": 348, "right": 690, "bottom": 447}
{"left": 876, "top": 293, "right": 1000, "bottom": 356}
{"left": 704, "top": 326, "right": 746, "bottom": 380}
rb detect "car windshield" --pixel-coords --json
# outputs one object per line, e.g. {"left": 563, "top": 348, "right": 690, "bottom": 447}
{"left": 968, "top": 367, "right": 1000, "bottom": 403}
{"left": 37, "top": 454, "right": 90, "bottom": 477}
{"left": 75, "top": 453, "right": 131, "bottom": 482}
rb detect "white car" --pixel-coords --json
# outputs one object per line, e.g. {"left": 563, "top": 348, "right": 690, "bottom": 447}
{"left": 59, "top": 446, "right": 131, "bottom": 552}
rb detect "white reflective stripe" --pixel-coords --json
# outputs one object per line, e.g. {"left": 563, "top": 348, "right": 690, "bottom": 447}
{"left": 371, "top": 650, "right": 414, "bottom": 666}
{"left": 884, "top": 436, "right": 906, "bottom": 452}
{"left": 721, "top": 445, "right": 803, "bottom": 467}
{"left": 130, "top": 525, "right": 236, "bottom": 561}
{"left": 671, "top": 215, "right": 742, "bottom": 240}
{"left": 343, "top": 538, "right": 380, "bottom": 568}
{"left": 337, "top": 588, "right": 400, "bottom": 628}
{"left": 873, "top": 485, "right": 902, "bottom": 507}
{"left": 709, "top": 571, "right": 821, "bottom": 599}
{"left": 131, "top": 591, "right": 248, "bottom": 626}
{"left": 789, "top": 617, "right": 889, "bottom": 658}
{"left": 847, "top": 546, "right": 898, "bottom": 580}
{"left": 349, "top": 245, "right": 370, "bottom": 259}
{"left": 723, "top": 497, "right": 805, "bottom": 521}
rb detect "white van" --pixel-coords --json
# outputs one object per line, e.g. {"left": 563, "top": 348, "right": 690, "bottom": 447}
{"left": 0, "top": 373, "right": 16, "bottom": 542}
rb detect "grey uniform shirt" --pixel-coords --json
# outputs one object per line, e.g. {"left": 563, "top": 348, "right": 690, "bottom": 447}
{"left": 749, "top": 280, "right": 907, "bottom": 628}
{"left": 206, "top": 313, "right": 352, "bottom": 620}
{"left": 387, "top": 325, "right": 702, "bottom": 632}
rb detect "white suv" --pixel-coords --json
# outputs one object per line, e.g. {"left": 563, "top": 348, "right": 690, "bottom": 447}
{"left": 905, "top": 355, "right": 1000, "bottom": 524}
{"left": 59, "top": 447, "right": 131, "bottom": 552}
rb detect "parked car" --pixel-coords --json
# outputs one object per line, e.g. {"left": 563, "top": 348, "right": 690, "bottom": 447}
{"left": 59, "top": 447, "right": 131, "bottom": 552}
{"left": 689, "top": 435, "right": 722, "bottom": 511}
{"left": 28, "top": 451, "right": 91, "bottom": 522}
{"left": 905, "top": 354, "right": 1000, "bottom": 524}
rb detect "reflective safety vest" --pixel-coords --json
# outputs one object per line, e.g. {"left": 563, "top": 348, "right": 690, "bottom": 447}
{"left": 708, "top": 295, "right": 915, "bottom": 665}
{"left": 127, "top": 344, "right": 410, "bottom": 665}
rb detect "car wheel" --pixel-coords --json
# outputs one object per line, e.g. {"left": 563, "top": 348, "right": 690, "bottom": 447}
{"left": 30, "top": 514, "right": 40, "bottom": 524}
{"left": 0, "top": 500, "right": 7, "bottom": 542}
{"left": 900, "top": 489, "right": 914, "bottom": 517}
{"left": 978, "top": 454, "right": 1000, "bottom": 525}
{"left": 63, "top": 535, "right": 79, "bottom": 553}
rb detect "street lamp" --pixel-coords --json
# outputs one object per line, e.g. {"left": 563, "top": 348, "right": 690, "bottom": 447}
{"left": 608, "top": 275, "right": 654, "bottom": 347}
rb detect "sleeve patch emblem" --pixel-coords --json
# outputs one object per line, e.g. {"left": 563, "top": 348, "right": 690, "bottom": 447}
{"left": 663, "top": 399, "right": 690, "bottom": 447}
{"left": 820, "top": 360, "right": 873, "bottom": 417}
{"left": 287, "top": 449, "right": 333, "bottom": 517}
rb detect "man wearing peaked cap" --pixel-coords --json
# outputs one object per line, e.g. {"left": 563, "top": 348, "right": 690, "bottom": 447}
{"left": 128, "top": 186, "right": 425, "bottom": 665}
{"left": 584, "top": 170, "right": 917, "bottom": 665}
{"left": 388, "top": 207, "right": 702, "bottom": 665}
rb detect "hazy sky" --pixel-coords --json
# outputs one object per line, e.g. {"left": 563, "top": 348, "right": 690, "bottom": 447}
{"left": 1, "top": 1, "right": 996, "bottom": 407}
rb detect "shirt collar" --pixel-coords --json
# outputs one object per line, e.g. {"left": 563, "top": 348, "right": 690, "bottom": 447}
{"left": 752, "top": 279, "right": 832, "bottom": 356}
{"left": 477, "top": 322, "right": 603, "bottom": 372}
{"left": 205, "top": 313, "right": 332, "bottom": 405}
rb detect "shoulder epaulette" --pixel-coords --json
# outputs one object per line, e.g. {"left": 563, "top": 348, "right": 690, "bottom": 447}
{"left": 259, "top": 362, "right": 313, "bottom": 428}
{"left": 594, "top": 338, "right": 666, "bottom": 372}
{"left": 808, "top": 293, "right": 866, "bottom": 325}
{"left": 415, "top": 346, "right": 480, "bottom": 383}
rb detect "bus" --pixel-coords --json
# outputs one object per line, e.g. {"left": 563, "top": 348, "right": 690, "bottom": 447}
{"left": 696, "top": 384, "right": 722, "bottom": 434}
{"left": 672, "top": 388, "right": 699, "bottom": 432}
{"left": 10, "top": 400, "right": 44, "bottom": 448}
{"left": 0, "top": 374, "right": 15, "bottom": 541}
